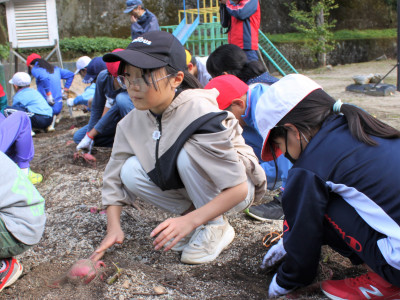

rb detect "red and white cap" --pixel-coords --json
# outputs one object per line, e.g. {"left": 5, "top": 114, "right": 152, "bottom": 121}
{"left": 256, "top": 74, "right": 322, "bottom": 161}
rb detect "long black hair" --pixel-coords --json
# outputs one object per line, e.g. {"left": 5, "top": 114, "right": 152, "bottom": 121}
{"left": 29, "top": 58, "right": 55, "bottom": 74}
{"left": 206, "top": 44, "right": 266, "bottom": 82}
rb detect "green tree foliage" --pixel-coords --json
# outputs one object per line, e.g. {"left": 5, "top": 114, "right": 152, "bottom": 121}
{"left": 383, "top": 0, "right": 397, "bottom": 10}
{"left": 288, "top": 0, "right": 338, "bottom": 66}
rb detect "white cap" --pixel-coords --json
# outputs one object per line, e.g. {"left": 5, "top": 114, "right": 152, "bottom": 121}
{"left": 9, "top": 72, "right": 31, "bottom": 86}
{"left": 255, "top": 74, "right": 322, "bottom": 161}
{"left": 75, "top": 56, "right": 92, "bottom": 74}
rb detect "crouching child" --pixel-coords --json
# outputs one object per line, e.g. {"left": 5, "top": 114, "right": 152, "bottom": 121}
{"left": 0, "top": 151, "right": 46, "bottom": 290}
{"left": 90, "top": 31, "right": 266, "bottom": 265}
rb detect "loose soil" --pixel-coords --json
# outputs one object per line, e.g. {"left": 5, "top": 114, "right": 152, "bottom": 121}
{"left": 4, "top": 59, "right": 400, "bottom": 299}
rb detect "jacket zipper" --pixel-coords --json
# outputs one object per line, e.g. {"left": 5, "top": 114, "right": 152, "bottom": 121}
{"left": 155, "top": 115, "right": 164, "bottom": 188}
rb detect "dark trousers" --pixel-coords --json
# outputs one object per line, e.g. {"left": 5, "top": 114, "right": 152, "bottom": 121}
{"left": 323, "top": 194, "right": 400, "bottom": 287}
{"left": 9, "top": 105, "right": 52, "bottom": 129}
{"left": 244, "top": 49, "right": 259, "bottom": 62}
{"left": 30, "top": 114, "right": 52, "bottom": 129}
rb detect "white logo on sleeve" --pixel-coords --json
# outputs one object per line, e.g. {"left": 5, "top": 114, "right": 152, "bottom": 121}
{"left": 359, "top": 285, "right": 383, "bottom": 299}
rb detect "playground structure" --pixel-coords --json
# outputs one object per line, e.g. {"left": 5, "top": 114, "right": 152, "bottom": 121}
{"left": 163, "top": 0, "right": 297, "bottom": 76}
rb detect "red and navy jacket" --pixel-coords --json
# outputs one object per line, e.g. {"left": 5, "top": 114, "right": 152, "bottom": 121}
{"left": 225, "top": 0, "right": 260, "bottom": 51}
{"left": 276, "top": 115, "right": 400, "bottom": 289}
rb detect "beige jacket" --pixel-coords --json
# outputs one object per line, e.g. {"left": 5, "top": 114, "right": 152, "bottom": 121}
{"left": 102, "top": 88, "right": 266, "bottom": 207}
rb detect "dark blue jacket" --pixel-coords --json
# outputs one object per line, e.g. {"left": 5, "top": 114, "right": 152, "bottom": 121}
{"left": 277, "top": 115, "right": 400, "bottom": 289}
{"left": 87, "top": 70, "right": 124, "bottom": 133}
{"left": 131, "top": 9, "right": 160, "bottom": 40}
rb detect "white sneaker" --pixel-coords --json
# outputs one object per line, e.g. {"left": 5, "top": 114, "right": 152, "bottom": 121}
{"left": 166, "top": 231, "right": 194, "bottom": 252}
{"left": 181, "top": 217, "right": 235, "bottom": 264}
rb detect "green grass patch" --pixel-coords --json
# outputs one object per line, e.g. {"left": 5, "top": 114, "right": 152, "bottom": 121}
{"left": 0, "top": 28, "right": 397, "bottom": 60}
{"left": 268, "top": 28, "right": 396, "bottom": 43}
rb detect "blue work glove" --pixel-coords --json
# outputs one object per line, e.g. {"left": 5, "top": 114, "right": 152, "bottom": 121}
{"left": 268, "top": 273, "right": 293, "bottom": 298}
{"left": 76, "top": 133, "right": 94, "bottom": 152}
{"left": 261, "top": 239, "right": 286, "bottom": 269}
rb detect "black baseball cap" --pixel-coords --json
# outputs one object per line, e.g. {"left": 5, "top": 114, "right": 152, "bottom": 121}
{"left": 103, "top": 31, "right": 186, "bottom": 72}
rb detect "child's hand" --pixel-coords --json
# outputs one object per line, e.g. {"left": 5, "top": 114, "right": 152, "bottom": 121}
{"left": 150, "top": 216, "right": 196, "bottom": 251}
{"left": 90, "top": 228, "right": 124, "bottom": 261}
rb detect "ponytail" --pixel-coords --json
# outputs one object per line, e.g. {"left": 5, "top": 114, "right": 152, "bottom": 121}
{"left": 339, "top": 102, "right": 400, "bottom": 146}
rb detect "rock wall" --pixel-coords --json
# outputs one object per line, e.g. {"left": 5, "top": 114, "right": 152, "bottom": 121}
{"left": 0, "top": 0, "right": 397, "bottom": 39}
{"left": 53, "top": 0, "right": 397, "bottom": 38}
{"left": 270, "top": 38, "right": 397, "bottom": 71}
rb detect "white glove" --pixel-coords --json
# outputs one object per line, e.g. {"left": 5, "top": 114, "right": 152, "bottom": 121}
{"left": 67, "top": 98, "right": 75, "bottom": 107}
{"left": 261, "top": 239, "right": 286, "bottom": 269}
{"left": 76, "top": 133, "right": 94, "bottom": 152}
{"left": 46, "top": 94, "right": 55, "bottom": 105}
{"left": 62, "top": 89, "right": 69, "bottom": 100}
{"left": 268, "top": 273, "right": 293, "bottom": 298}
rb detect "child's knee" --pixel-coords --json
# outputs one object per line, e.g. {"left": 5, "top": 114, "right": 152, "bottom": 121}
{"left": 120, "top": 156, "right": 147, "bottom": 193}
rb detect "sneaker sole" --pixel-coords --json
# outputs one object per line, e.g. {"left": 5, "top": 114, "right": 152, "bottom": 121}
{"left": 0, "top": 261, "right": 23, "bottom": 291}
{"left": 321, "top": 289, "right": 347, "bottom": 300}
{"left": 180, "top": 225, "right": 235, "bottom": 264}
{"left": 244, "top": 208, "right": 284, "bottom": 221}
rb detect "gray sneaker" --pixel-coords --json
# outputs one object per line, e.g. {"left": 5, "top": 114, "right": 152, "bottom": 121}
{"left": 180, "top": 217, "right": 235, "bottom": 264}
{"left": 245, "top": 198, "right": 284, "bottom": 221}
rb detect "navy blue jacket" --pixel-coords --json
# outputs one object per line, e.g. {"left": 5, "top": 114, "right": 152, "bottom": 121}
{"left": 131, "top": 9, "right": 159, "bottom": 40}
{"left": 277, "top": 115, "right": 400, "bottom": 289}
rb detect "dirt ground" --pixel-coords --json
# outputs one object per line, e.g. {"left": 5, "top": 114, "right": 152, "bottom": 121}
{"left": 4, "top": 59, "right": 400, "bottom": 299}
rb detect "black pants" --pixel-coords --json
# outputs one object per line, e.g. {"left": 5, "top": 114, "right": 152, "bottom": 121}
{"left": 323, "top": 194, "right": 400, "bottom": 287}
{"left": 9, "top": 105, "right": 52, "bottom": 129}
{"left": 30, "top": 114, "right": 52, "bottom": 129}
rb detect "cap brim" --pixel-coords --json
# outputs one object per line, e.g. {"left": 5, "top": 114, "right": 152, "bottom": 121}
{"left": 124, "top": 6, "right": 136, "bottom": 13}
{"left": 103, "top": 50, "right": 168, "bottom": 70}
{"left": 261, "top": 131, "right": 282, "bottom": 162}
{"left": 82, "top": 74, "right": 95, "bottom": 84}
{"left": 8, "top": 79, "right": 14, "bottom": 84}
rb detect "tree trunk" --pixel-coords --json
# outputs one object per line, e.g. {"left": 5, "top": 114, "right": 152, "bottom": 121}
{"left": 317, "top": 6, "right": 326, "bottom": 66}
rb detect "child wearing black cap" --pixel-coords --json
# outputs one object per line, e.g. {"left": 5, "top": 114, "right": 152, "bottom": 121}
{"left": 90, "top": 31, "right": 266, "bottom": 265}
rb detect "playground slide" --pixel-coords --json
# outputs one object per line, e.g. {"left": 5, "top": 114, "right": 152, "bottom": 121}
{"left": 173, "top": 16, "right": 200, "bottom": 44}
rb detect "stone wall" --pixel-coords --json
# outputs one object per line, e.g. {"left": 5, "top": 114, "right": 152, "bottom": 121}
{"left": 269, "top": 38, "right": 397, "bottom": 71}
{"left": 45, "top": 1, "right": 400, "bottom": 38}
{"left": 0, "top": 0, "right": 397, "bottom": 39}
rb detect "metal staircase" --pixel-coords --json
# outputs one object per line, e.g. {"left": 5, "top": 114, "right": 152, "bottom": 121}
{"left": 258, "top": 30, "right": 298, "bottom": 76}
